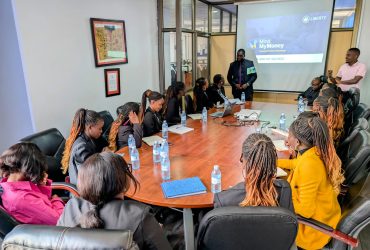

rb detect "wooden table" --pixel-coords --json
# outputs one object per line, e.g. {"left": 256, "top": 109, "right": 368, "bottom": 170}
{"left": 117, "top": 101, "right": 298, "bottom": 250}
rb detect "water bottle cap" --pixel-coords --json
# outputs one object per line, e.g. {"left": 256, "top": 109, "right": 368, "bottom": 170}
{"left": 214, "top": 165, "right": 219, "bottom": 170}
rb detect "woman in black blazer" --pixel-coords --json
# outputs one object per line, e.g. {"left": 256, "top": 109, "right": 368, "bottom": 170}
{"left": 193, "top": 77, "right": 213, "bottom": 113}
{"left": 58, "top": 152, "right": 171, "bottom": 250}
{"left": 214, "top": 133, "right": 294, "bottom": 212}
{"left": 141, "top": 90, "right": 164, "bottom": 137}
{"left": 162, "top": 82, "right": 185, "bottom": 125}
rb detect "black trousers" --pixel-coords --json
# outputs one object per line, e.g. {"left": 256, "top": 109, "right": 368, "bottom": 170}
{"left": 232, "top": 86, "right": 253, "bottom": 101}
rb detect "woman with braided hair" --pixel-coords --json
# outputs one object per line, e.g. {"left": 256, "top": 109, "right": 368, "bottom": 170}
{"left": 58, "top": 152, "right": 171, "bottom": 250}
{"left": 141, "top": 89, "right": 165, "bottom": 137}
{"left": 278, "top": 113, "right": 344, "bottom": 249}
{"left": 108, "top": 102, "right": 142, "bottom": 151}
{"left": 214, "top": 133, "right": 293, "bottom": 212}
{"left": 61, "top": 108, "right": 104, "bottom": 185}
{"left": 313, "top": 95, "right": 345, "bottom": 147}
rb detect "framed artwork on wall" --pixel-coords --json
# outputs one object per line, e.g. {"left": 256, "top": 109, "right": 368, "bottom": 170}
{"left": 104, "top": 68, "right": 121, "bottom": 97}
{"left": 90, "top": 18, "right": 128, "bottom": 67}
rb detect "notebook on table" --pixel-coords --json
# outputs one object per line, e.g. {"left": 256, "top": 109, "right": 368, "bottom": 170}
{"left": 161, "top": 177, "right": 207, "bottom": 198}
{"left": 142, "top": 135, "right": 163, "bottom": 146}
{"left": 168, "top": 125, "right": 194, "bottom": 134}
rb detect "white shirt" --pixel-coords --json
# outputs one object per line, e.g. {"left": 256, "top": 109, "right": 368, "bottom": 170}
{"left": 336, "top": 61, "right": 367, "bottom": 92}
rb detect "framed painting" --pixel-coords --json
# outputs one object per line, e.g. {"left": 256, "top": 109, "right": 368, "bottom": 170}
{"left": 104, "top": 68, "right": 121, "bottom": 97}
{"left": 90, "top": 18, "right": 128, "bottom": 67}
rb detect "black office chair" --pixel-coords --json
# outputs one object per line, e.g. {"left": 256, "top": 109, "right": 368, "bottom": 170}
{"left": 299, "top": 172, "right": 370, "bottom": 250}
{"left": 2, "top": 225, "right": 139, "bottom": 250}
{"left": 339, "top": 130, "right": 370, "bottom": 186}
{"left": 353, "top": 103, "right": 370, "bottom": 121}
{"left": 0, "top": 182, "right": 78, "bottom": 243}
{"left": 344, "top": 88, "right": 361, "bottom": 132}
{"left": 20, "top": 128, "right": 66, "bottom": 182}
{"left": 197, "top": 206, "right": 298, "bottom": 250}
{"left": 185, "top": 94, "right": 195, "bottom": 114}
{"left": 98, "top": 110, "right": 114, "bottom": 141}
{"left": 339, "top": 118, "right": 369, "bottom": 149}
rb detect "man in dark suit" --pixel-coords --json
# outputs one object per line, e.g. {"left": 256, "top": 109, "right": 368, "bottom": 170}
{"left": 227, "top": 49, "right": 257, "bottom": 101}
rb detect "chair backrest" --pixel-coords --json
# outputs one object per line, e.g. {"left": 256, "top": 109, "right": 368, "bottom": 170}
{"left": 340, "top": 118, "right": 369, "bottom": 149}
{"left": 353, "top": 103, "right": 370, "bottom": 121}
{"left": 0, "top": 194, "right": 20, "bottom": 241}
{"left": 2, "top": 225, "right": 139, "bottom": 250}
{"left": 98, "top": 110, "right": 114, "bottom": 141}
{"left": 332, "top": 173, "right": 370, "bottom": 250}
{"left": 197, "top": 206, "right": 297, "bottom": 250}
{"left": 340, "top": 130, "right": 370, "bottom": 186}
{"left": 185, "top": 94, "right": 195, "bottom": 114}
{"left": 344, "top": 87, "right": 360, "bottom": 114}
{"left": 20, "top": 128, "right": 66, "bottom": 182}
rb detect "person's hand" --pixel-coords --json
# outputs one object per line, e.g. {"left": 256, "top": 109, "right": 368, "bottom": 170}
{"left": 129, "top": 111, "right": 140, "bottom": 124}
{"left": 235, "top": 83, "right": 241, "bottom": 89}
{"left": 242, "top": 84, "right": 248, "bottom": 89}
{"left": 39, "top": 172, "right": 48, "bottom": 185}
{"left": 52, "top": 194, "right": 59, "bottom": 199}
{"left": 327, "top": 70, "right": 333, "bottom": 78}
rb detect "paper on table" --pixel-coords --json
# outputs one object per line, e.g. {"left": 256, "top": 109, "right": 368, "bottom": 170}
{"left": 188, "top": 114, "right": 202, "bottom": 120}
{"left": 273, "top": 140, "right": 289, "bottom": 151}
{"left": 271, "top": 128, "right": 289, "bottom": 138}
{"left": 228, "top": 98, "right": 244, "bottom": 105}
{"left": 168, "top": 125, "right": 194, "bottom": 135}
{"left": 235, "top": 109, "right": 261, "bottom": 121}
{"left": 142, "top": 135, "right": 163, "bottom": 146}
{"left": 277, "top": 167, "right": 287, "bottom": 177}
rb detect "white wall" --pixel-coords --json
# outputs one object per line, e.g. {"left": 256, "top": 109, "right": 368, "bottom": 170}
{"left": 358, "top": 0, "right": 370, "bottom": 105}
{"left": 12, "top": 0, "right": 159, "bottom": 137}
{"left": 0, "top": 0, "right": 34, "bottom": 152}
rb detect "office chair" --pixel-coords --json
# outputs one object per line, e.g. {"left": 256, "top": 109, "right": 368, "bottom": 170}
{"left": 353, "top": 103, "right": 370, "bottom": 121}
{"left": 2, "top": 225, "right": 138, "bottom": 250}
{"left": 98, "top": 110, "right": 114, "bottom": 141}
{"left": 20, "top": 128, "right": 66, "bottom": 182}
{"left": 299, "top": 172, "right": 370, "bottom": 250}
{"left": 197, "top": 206, "right": 298, "bottom": 250}
{"left": 339, "top": 118, "right": 369, "bottom": 150}
{"left": 185, "top": 94, "right": 195, "bottom": 114}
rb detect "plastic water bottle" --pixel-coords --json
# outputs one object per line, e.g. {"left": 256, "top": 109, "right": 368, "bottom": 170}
{"left": 161, "top": 156, "right": 171, "bottom": 180}
{"left": 153, "top": 141, "right": 161, "bottom": 164}
{"left": 160, "top": 139, "right": 169, "bottom": 160}
{"left": 241, "top": 92, "right": 246, "bottom": 103}
{"left": 181, "top": 111, "right": 187, "bottom": 127}
{"left": 162, "top": 120, "right": 168, "bottom": 140}
{"left": 202, "top": 107, "right": 207, "bottom": 124}
{"left": 279, "top": 113, "right": 286, "bottom": 131}
{"left": 128, "top": 134, "right": 135, "bottom": 154}
{"left": 211, "top": 165, "right": 222, "bottom": 193}
{"left": 130, "top": 147, "right": 140, "bottom": 170}
{"left": 298, "top": 96, "right": 304, "bottom": 113}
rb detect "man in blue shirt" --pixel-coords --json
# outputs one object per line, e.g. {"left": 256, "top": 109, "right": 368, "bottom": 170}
{"left": 227, "top": 49, "right": 257, "bottom": 101}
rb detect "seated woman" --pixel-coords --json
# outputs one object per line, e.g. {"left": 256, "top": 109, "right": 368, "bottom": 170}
{"left": 108, "top": 102, "right": 143, "bottom": 151}
{"left": 214, "top": 133, "right": 293, "bottom": 212}
{"left": 207, "top": 74, "right": 226, "bottom": 106}
{"left": 62, "top": 108, "right": 105, "bottom": 185}
{"left": 313, "top": 95, "right": 344, "bottom": 147}
{"left": 57, "top": 152, "right": 171, "bottom": 250}
{"left": 278, "top": 113, "right": 344, "bottom": 250}
{"left": 0, "top": 142, "right": 64, "bottom": 225}
{"left": 193, "top": 77, "right": 213, "bottom": 112}
{"left": 162, "top": 82, "right": 185, "bottom": 125}
{"left": 141, "top": 90, "right": 165, "bottom": 137}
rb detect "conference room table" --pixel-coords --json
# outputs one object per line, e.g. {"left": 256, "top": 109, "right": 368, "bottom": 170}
{"left": 117, "top": 101, "right": 300, "bottom": 250}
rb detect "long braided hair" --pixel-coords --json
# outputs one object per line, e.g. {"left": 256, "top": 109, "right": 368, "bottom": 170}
{"left": 61, "top": 109, "right": 102, "bottom": 174}
{"left": 240, "top": 133, "right": 278, "bottom": 207}
{"left": 108, "top": 102, "right": 140, "bottom": 151}
{"left": 313, "top": 96, "right": 344, "bottom": 147}
{"left": 78, "top": 152, "right": 139, "bottom": 228}
{"left": 290, "top": 115, "right": 344, "bottom": 194}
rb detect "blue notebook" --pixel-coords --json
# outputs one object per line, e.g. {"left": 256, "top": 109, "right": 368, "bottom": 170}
{"left": 161, "top": 177, "right": 207, "bottom": 198}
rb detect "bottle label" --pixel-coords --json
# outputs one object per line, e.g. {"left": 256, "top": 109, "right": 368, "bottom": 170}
{"left": 211, "top": 177, "right": 220, "bottom": 184}
{"left": 153, "top": 150, "right": 159, "bottom": 155}
{"left": 131, "top": 156, "right": 137, "bottom": 161}
{"left": 162, "top": 165, "right": 169, "bottom": 171}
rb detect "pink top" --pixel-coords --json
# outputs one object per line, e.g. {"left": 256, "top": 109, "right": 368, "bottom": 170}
{"left": 0, "top": 178, "right": 65, "bottom": 225}
{"left": 337, "top": 61, "right": 367, "bottom": 91}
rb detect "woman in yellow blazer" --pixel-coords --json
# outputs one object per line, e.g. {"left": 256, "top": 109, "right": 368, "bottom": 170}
{"left": 278, "top": 113, "right": 344, "bottom": 250}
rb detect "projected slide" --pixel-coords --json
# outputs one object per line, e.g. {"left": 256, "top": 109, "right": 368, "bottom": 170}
{"left": 246, "top": 12, "right": 331, "bottom": 64}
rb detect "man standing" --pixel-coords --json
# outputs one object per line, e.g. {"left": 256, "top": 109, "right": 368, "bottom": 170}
{"left": 227, "top": 49, "right": 257, "bottom": 101}
{"left": 328, "top": 48, "right": 367, "bottom": 99}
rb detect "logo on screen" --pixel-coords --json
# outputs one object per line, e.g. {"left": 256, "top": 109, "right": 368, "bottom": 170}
{"left": 249, "top": 40, "right": 257, "bottom": 49}
{"left": 302, "top": 15, "right": 327, "bottom": 24}
{"left": 302, "top": 16, "right": 310, "bottom": 24}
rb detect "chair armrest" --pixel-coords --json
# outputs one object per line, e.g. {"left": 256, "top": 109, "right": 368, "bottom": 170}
{"left": 297, "top": 215, "right": 358, "bottom": 248}
{"left": 51, "top": 182, "right": 79, "bottom": 197}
